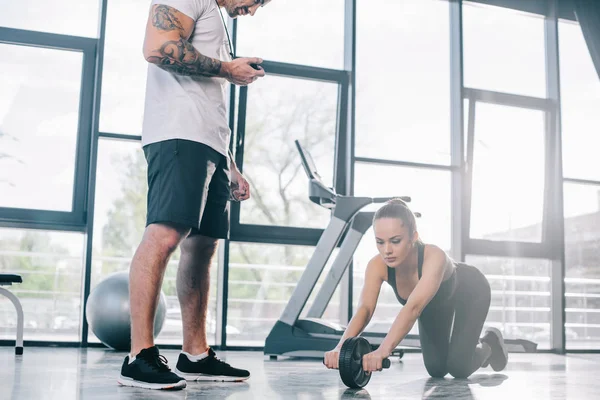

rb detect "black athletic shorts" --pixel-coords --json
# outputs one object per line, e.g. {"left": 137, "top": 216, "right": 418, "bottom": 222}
{"left": 143, "top": 139, "right": 230, "bottom": 239}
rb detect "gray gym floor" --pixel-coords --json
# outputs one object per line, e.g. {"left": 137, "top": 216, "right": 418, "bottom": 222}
{"left": 1, "top": 347, "right": 598, "bottom": 399}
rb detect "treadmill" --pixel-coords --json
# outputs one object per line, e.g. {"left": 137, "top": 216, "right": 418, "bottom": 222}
{"left": 263, "top": 140, "right": 538, "bottom": 359}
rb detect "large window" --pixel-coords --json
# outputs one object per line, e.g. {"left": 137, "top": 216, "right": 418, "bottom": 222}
{"left": 467, "top": 102, "right": 546, "bottom": 242}
{"left": 559, "top": 20, "right": 600, "bottom": 182}
{"left": 355, "top": 0, "right": 451, "bottom": 165}
{"left": 352, "top": 0, "right": 453, "bottom": 336}
{"left": 0, "top": 0, "right": 100, "bottom": 38}
{"left": 0, "top": 45, "right": 83, "bottom": 211}
{"left": 461, "top": 1, "right": 562, "bottom": 352}
{"left": 236, "top": 0, "right": 345, "bottom": 70}
{"left": 559, "top": 18, "right": 600, "bottom": 349}
{"left": 463, "top": 2, "right": 546, "bottom": 97}
{"left": 0, "top": 228, "right": 85, "bottom": 342}
{"left": 99, "top": 0, "right": 153, "bottom": 135}
{"left": 89, "top": 138, "right": 218, "bottom": 346}
{"left": 239, "top": 76, "right": 338, "bottom": 229}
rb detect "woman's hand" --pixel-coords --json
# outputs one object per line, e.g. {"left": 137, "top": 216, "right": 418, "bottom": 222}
{"left": 324, "top": 347, "right": 341, "bottom": 369}
{"left": 362, "top": 349, "right": 387, "bottom": 373}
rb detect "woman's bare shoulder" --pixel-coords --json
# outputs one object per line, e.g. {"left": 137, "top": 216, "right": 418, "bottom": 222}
{"left": 366, "top": 254, "right": 388, "bottom": 280}
{"left": 422, "top": 243, "right": 455, "bottom": 276}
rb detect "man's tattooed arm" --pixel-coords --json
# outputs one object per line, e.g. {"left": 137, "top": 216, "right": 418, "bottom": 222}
{"left": 144, "top": 5, "right": 224, "bottom": 78}
{"left": 146, "top": 39, "right": 222, "bottom": 77}
{"left": 152, "top": 5, "right": 186, "bottom": 35}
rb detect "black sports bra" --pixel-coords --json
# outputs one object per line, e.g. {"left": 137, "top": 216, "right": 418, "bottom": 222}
{"left": 385, "top": 242, "right": 457, "bottom": 308}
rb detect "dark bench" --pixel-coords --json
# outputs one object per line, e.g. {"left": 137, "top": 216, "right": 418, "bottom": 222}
{"left": 0, "top": 275, "right": 23, "bottom": 285}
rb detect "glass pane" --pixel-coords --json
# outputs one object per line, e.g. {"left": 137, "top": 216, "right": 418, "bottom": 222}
{"left": 0, "top": 228, "right": 84, "bottom": 342}
{"left": 0, "top": 44, "right": 83, "bottom": 211}
{"left": 352, "top": 164, "right": 451, "bottom": 334}
{"left": 240, "top": 76, "right": 338, "bottom": 228}
{"left": 354, "top": 164, "right": 452, "bottom": 251}
{"left": 99, "top": 0, "right": 152, "bottom": 135}
{"left": 559, "top": 20, "right": 600, "bottom": 181}
{"left": 466, "top": 255, "right": 551, "bottom": 350}
{"left": 469, "top": 103, "right": 545, "bottom": 242}
{"left": 0, "top": 0, "right": 99, "bottom": 38}
{"left": 463, "top": 2, "right": 546, "bottom": 97}
{"left": 236, "top": 0, "right": 344, "bottom": 69}
{"left": 564, "top": 182, "right": 600, "bottom": 349}
{"left": 302, "top": 247, "right": 340, "bottom": 324}
{"left": 89, "top": 138, "right": 218, "bottom": 346}
{"left": 355, "top": 0, "right": 451, "bottom": 165}
{"left": 228, "top": 242, "right": 339, "bottom": 346}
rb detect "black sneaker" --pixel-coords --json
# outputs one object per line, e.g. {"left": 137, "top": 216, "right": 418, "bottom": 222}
{"left": 174, "top": 348, "right": 250, "bottom": 382}
{"left": 481, "top": 327, "right": 509, "bottom": 372}
{"left": 118, "top": 346, "right": 187, "bottom": 390}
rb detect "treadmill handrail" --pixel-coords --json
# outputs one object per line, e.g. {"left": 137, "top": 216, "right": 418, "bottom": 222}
{"left": 296, "top": 140, "right": 337, "bottom": 207}
{"left": 295, "top": 140, "right": 321, "bottom": 182}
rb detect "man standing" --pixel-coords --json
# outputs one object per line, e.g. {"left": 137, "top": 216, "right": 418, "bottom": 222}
{"left": 118, "top": 0, "right": 269, "bottom": 390}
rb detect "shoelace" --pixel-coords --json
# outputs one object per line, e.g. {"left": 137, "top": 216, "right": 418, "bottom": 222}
{"left": 141, "top": 353, "right": 171, "bottom": 372}
{"left": 210, "top": 353, "right": 231, "bottom": 368}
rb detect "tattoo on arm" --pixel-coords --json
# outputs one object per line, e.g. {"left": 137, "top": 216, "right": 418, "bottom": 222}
{"left": 147, "top": 39, "right": 222, "bottom": 77}
{"left": 147, "top": 5, "right": 221, "bottom": 77}
{"left": 152, "top": 5, "right": 185, "bottom": 34}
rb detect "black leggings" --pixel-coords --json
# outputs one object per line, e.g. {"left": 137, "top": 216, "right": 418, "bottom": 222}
{"left": 418, "top": 264, "right": 491, "bottom": 379}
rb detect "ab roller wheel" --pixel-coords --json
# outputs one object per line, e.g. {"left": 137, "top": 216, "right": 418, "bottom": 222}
{"left": 334, "top": 337, "right": 391, "bottom": 389}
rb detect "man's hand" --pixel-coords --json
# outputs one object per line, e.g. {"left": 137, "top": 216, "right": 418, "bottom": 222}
{"left": 220, "top": 57, "right": 266, "bottom": 86}
{"left": 230, "top": 167, "right": 250, "bottom": 201}
{"left": 362, "top": 349, "right": 387, "bottom": 373}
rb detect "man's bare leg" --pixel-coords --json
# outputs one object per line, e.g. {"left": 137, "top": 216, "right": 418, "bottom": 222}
{"left": 129, "top": 222, "right": 190, "bottom": 357}
{"left": 177, "top": 234, "right": 218, "bottom": 354}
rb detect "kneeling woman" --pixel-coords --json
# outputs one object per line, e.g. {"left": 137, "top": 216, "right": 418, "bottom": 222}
{"left": 324, "top": 199, "right": 508, "bottom": 378}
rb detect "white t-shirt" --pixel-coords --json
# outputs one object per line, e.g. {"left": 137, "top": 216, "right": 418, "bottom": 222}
{"left": 141, "top": 0, "right": 232, "bottom": 157}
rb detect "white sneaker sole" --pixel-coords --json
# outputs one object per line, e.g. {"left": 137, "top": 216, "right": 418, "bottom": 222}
{"left": 117, "top": 375, "right": 187, "bottom": 390}
{"left": 174, "top": 368, "right": 250, "bottom": 382}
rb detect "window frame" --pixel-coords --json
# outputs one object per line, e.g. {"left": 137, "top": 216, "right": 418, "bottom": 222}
{"left": 462, "top": 87, "right": 556, "bottom": 256}
{"left": 0, "top": 27, "right": 97, "bottom": 231}
{"left": 229, "top": 59, "right": 350, "bottom": 246}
